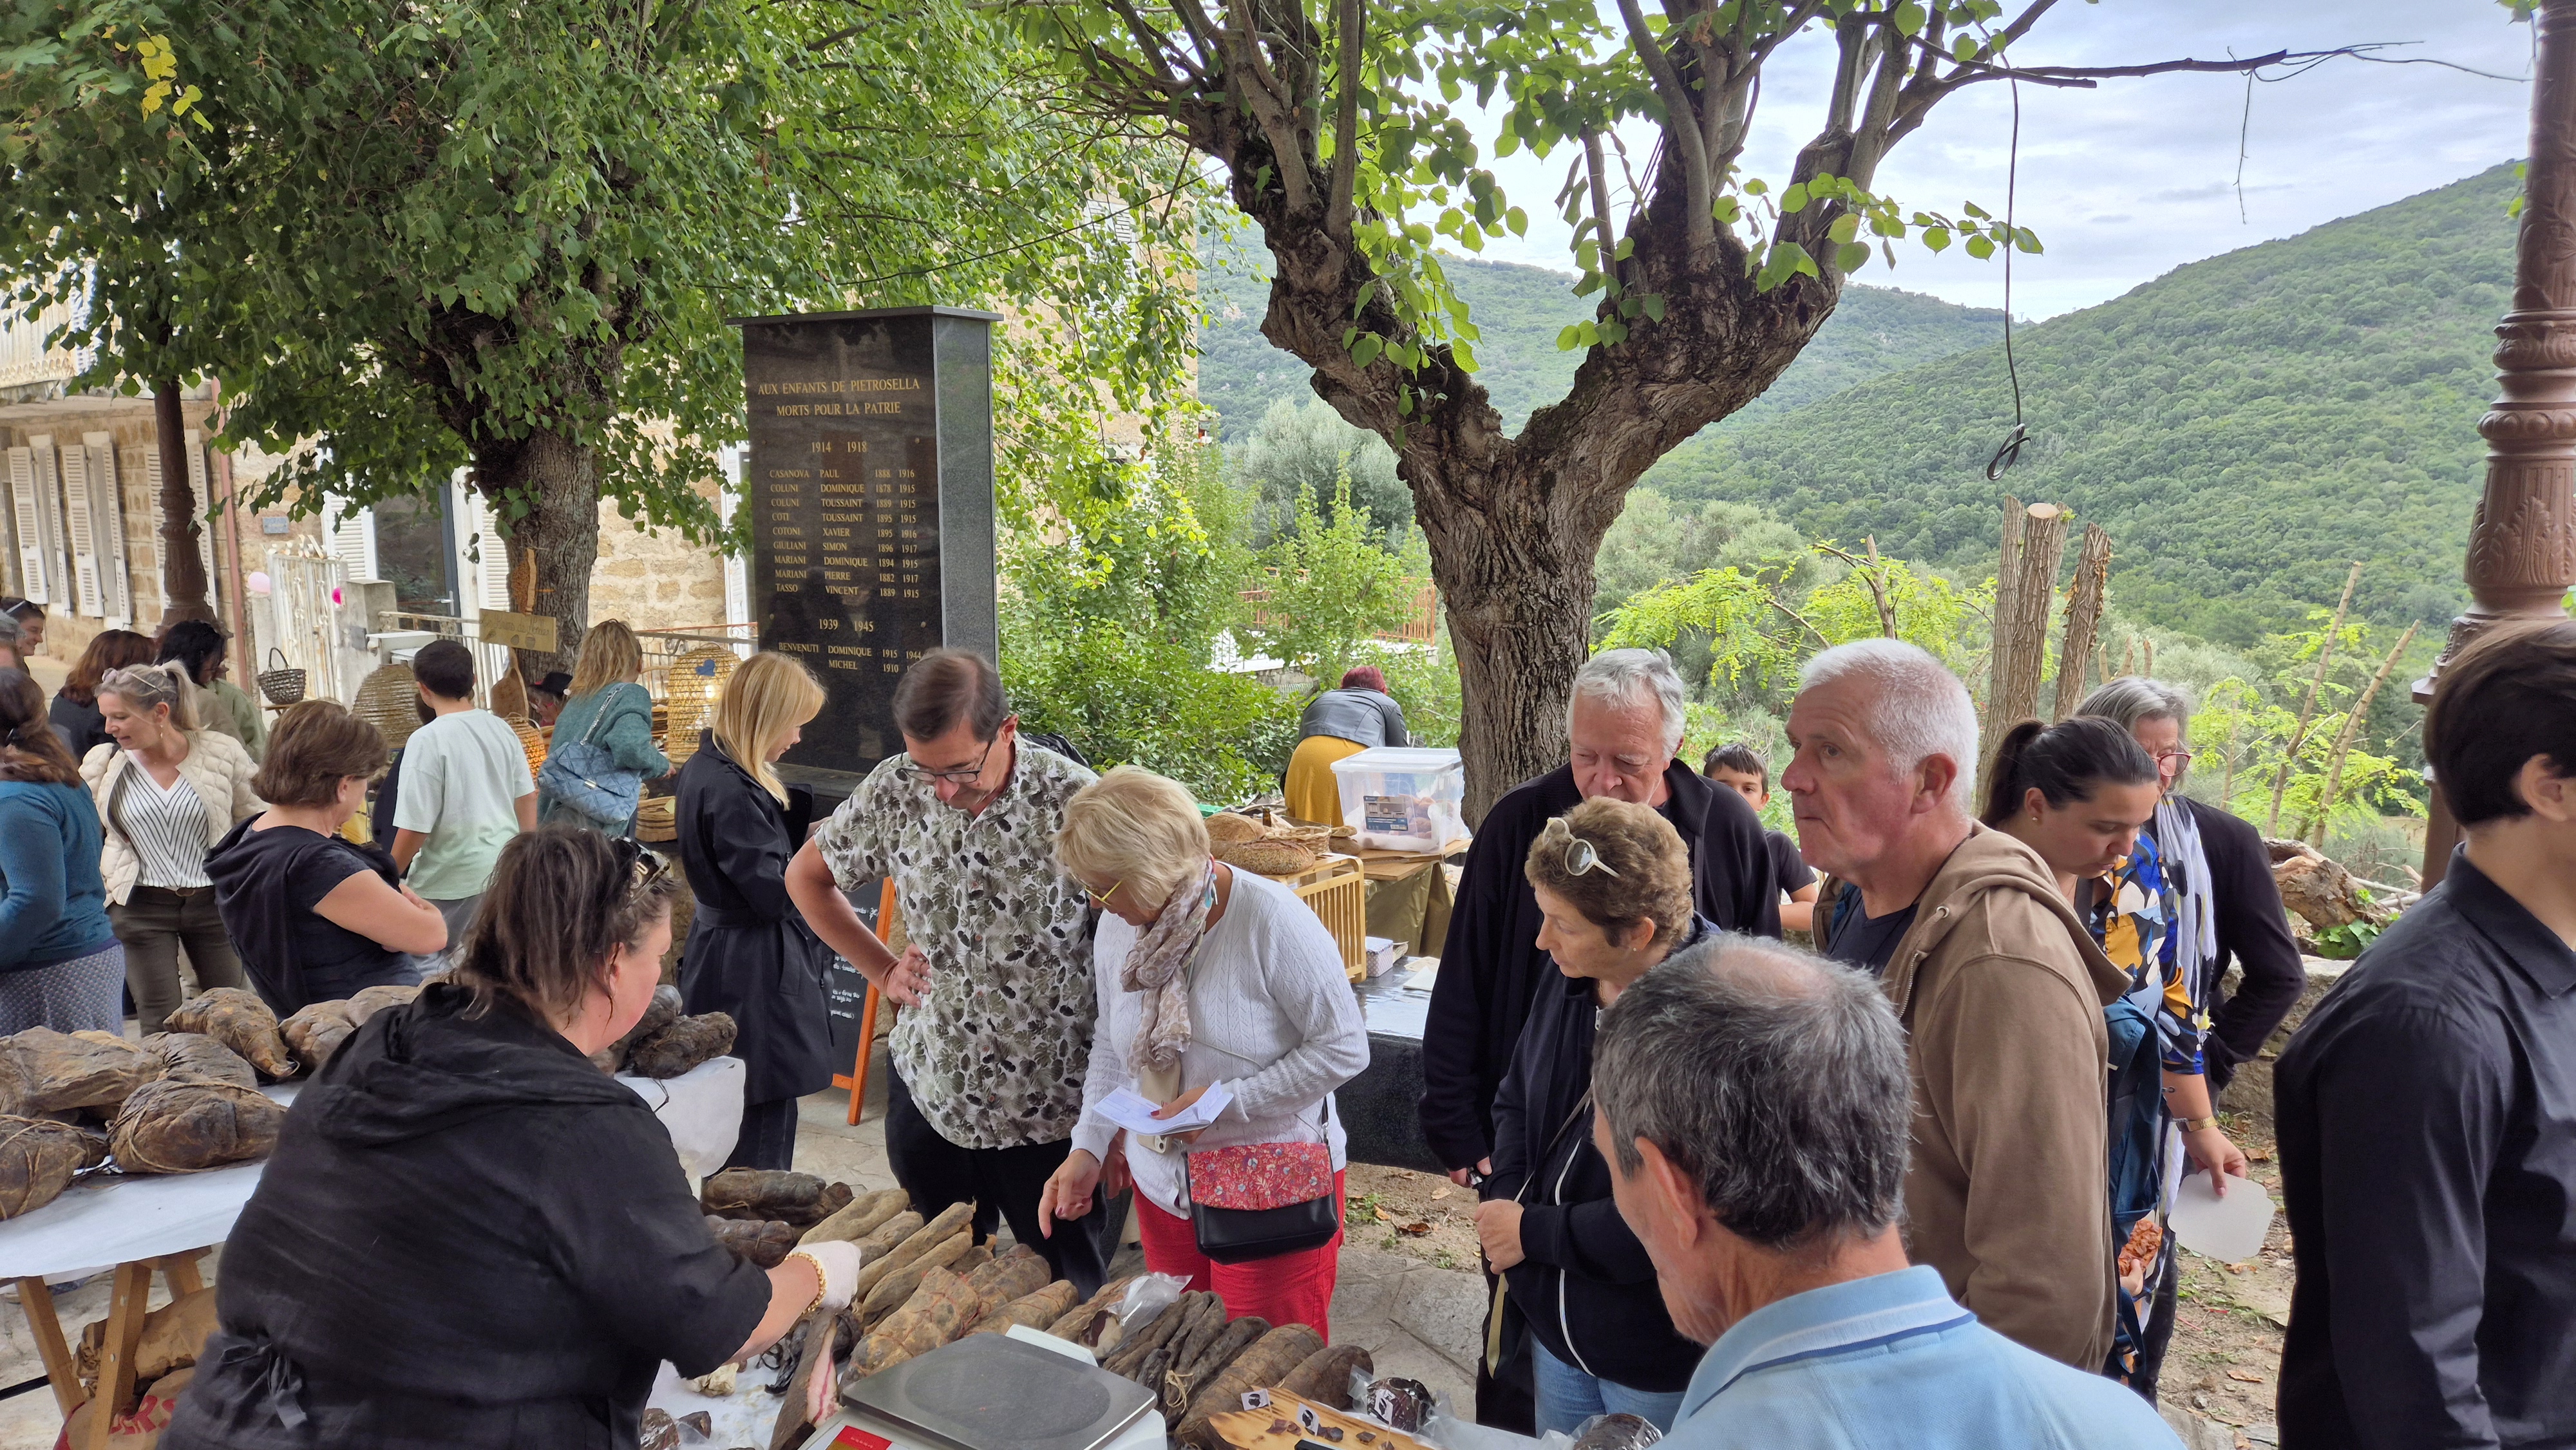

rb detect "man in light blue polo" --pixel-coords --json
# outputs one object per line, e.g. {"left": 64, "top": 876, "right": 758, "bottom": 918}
{"left": 1592, "top": 934, "right": 2179, "bottom": 1450}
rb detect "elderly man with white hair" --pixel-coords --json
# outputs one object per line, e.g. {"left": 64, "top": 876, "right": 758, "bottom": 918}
{"left": 1422, "top": 647, "right": 1777, "bottom": 1430}
{"left": 1592, "top": 934, "right": 2181, "bottom": 1449}
{"left": 1783, "top": 639, "right": 2126, "bottom": 1373}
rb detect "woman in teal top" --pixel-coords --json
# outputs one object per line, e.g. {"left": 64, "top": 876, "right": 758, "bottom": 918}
{"left": 0, "top": 669, "right": 121, "bottom": 1033}
{"left": 538, "top": 621, "right": 669, "bottom": 836}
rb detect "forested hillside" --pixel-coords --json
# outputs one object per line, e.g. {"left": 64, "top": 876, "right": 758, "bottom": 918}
{"left": 1197, "top": 240, "right": 2003, "bottom": 439}
{"left": 1645, "top": 163, "right": 2521, "bottom": 645}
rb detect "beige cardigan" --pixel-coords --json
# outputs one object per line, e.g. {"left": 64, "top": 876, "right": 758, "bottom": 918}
{"left": 81, "top": 733, "right": 263, "bottom": 906}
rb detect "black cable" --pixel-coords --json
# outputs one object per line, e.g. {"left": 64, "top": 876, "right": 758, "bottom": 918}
{"left": 1985, "top": 73, "right": 2027, "bottom": 482}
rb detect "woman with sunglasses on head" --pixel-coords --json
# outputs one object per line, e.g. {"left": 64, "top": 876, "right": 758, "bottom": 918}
{"left": 673, "top": 652, "right": 831, "bottom": 1170}
{"left": 1472, "top": 797, "right": 1714, "bottom": 1436}
{"left": 1984, "top": 714, "right": 2245, "bottom": 1400}
{"left": 1037, "top": 766, "right": 1368, "bottom": 1335}
{"left": 166, "top": 827, "right": 864, "bottom": 1450}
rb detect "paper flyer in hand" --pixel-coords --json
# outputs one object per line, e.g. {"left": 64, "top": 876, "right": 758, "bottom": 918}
{"left": 1095, "top": 1082, "right": 1233, "bottom": 1136}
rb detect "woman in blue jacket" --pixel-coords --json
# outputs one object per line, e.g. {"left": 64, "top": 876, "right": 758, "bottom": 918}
{"left": 1474, "top": 797, "right": 1714, "bottom": 1436}
{"left": 0, "top": 669, "right": 121, "bottom": 1033}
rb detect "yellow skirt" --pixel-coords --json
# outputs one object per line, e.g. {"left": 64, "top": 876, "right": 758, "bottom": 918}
{"left": 1285, "top": 734, "right": 1367, "bottom": 827}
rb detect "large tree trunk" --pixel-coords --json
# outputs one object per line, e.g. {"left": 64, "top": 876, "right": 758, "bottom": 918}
{"left": 474, "top": 428, "right": 598, "bottom": 681}
{"left": 153, "top": 379, "right": 215, "bottom": 625}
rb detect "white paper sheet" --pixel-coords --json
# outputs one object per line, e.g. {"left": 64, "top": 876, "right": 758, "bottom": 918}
{"left": 2168, "top": 1170, "right": 2277, "bottom": 1264}
{"left": 1093, "top": 1082, "right": 1233, "bottom": 1137}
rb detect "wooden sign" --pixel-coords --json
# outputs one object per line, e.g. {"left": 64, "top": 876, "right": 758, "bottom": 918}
{"left": 476, "top": 610, "right": 559, "bottom": 652}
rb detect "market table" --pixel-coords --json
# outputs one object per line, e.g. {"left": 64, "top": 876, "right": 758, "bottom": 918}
{"left": 3, "top": 1056, "right": 746, "bottom": 1447}
{"left": 1354, "top": 839, "right": 1466, "bottom": 959}
{"left": 1336, "top": 959, "right": 1443, "bottom": 1175}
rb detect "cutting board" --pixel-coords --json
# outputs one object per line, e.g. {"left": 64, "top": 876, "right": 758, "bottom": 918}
{"left": 1207, "top": 1391, "right": 1430, "bottom": 1450}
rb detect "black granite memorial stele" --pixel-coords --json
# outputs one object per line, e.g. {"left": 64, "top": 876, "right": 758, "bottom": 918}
{"left": 730, "top": 306, "right": 1000, "bottom": 800}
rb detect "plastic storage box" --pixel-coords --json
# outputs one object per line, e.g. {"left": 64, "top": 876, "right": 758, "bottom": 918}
{"left": 1330, "top": 746, "right": 1469, "bottom": 853}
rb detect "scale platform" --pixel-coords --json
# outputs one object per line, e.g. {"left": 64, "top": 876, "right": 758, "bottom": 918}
{"left": 802, "top": 1328, "right": 1163, "bottom": 1450}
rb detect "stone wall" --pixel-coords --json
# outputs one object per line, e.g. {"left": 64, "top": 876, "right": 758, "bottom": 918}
{"left": 585, "top": 484, "right": 732, "bottom": 629}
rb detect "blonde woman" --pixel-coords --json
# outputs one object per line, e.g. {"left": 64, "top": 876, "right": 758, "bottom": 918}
{"left": 81, "top": 661, "right": 262, "bottom": 1033}
{"left": 674, "top": 652, "right": 829, "bottom": 1169}
{"left": 1039, "top": 766, "right": 1367, "bottom": 1334}
{"left": 537, "top": 619, "right": 668, "bottom": 835}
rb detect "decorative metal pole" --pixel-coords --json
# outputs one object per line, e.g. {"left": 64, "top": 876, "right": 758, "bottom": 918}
{"left": 2416, "top": 0, "right": 2576, "bottom": 888}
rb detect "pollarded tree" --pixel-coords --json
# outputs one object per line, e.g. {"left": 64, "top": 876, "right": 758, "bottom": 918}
{"left": 9, "top": 0, "right": 1198, "bottom": 669}
{"left": 1016, "top": 0, "right": 2336, "bottom": 815}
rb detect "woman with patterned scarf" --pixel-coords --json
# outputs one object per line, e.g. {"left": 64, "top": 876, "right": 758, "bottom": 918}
{"left": 1039, "top": 766, "right": 1368, "bottom": 1334}
{"left": 1985, "top": 714, "right": 2249, "bottom": 1399}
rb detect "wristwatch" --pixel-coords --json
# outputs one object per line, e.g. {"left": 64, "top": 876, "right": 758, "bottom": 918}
{"left": 2179, "top": 1115, "right": 2221, "bottom": 1133}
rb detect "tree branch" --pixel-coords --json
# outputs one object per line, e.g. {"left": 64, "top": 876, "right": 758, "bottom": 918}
{"left": 1222, "top": 0, "right": 1315, "bottom": 211}
{"left": 1582, "top": 126, "right": 1618, "bottom": 286}
{"left": 1613, "top": 0, "right": 1712, "bottom": 252}
{"left": 1324, "top": 0, "right": 1361, "bottom": 238}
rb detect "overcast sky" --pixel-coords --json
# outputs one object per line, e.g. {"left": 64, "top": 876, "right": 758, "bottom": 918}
{"left": 1461, "top": 1, "right": 2534, "bottom": 319}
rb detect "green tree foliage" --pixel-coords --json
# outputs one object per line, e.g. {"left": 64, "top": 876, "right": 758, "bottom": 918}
{"left": 1001, "top": 438, "right": 1301, "bottom": 801}
{"left": 2, "top": 0, "right": 1197, "bottom": 666}
{"left": 1251, "top": 479, "right": 1415, "bottom": 681}
{"left": 1647, "top": 163, "right": 2522, "bottom": 645}
{"left": 1198, "top": 240, "right": 2005, "bottom": 441}
{"left": 1233, "top": 396, "right": 1407, "bottom": 543}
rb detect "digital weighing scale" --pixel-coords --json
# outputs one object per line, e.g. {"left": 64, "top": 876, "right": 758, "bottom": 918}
{"left": 797, "top": 1326, "right": 1166, "bottom": 1450}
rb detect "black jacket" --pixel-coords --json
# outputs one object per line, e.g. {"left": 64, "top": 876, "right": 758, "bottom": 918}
{"left": 1487, "top": 918, "right": 1715, "bottom": 1394}
{"left": 1419, "top": 760, "right": 1777, "bottom": 1171}
{"left": 674, "top": 734, "right": 837, "bottom": 1104}
{"left": 163, "top": 984, "right": 768, "bottom": 1450}
{"left": 2177, "top": 796, "right": 2306, "bottom": 1092}
{"left": 2275, "top": 851, "right": 2576, "bottom": 1450}
{"left": 46, "top": 691, "right": 108, "bottom": 760}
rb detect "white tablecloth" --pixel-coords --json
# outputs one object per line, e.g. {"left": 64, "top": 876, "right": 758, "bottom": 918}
{"left": 0, "top": 1057, "right": 746, "bottom": 1279}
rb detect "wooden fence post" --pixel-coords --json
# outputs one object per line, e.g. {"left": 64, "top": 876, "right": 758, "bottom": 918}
{"left": 1985, "top": 500, "right": 2069, "bottom": 764}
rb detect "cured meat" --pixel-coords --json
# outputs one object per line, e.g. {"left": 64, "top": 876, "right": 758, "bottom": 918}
{"left": 1276, "top": 1343, "right": 1373, "bottom": 1409}
{"left": 1176, "top": 1324, "right": 1325, "bottom": 1448}
{"left": 342, "top": 983, "right": 421, "bottom": 1028}
{"left": 623, "top": 1012, "right": 735, "bottom": 1078}
{"left": 10, "top": 1028, "right": 159, "bottom": 1113}
{"left": 592, "top": 984, "right": 682, "bottom": 1073}
{"left": 798, "top": 1187, "right": 909, "bottom": 1246}
{"left": 706, "top": 1216, "right": 799, "bottom": 1268}
{"left": 956, "top": 1246, "right": 1049, "bottom": 1330}
{"left": 279, "top": 1002, "right": 359, "bottom": 1073}
{"left": 142, "top": 1033, "right": 257, "bottom": 1090}
{"left": 0, "top": 1116, "right": 107, "bottom": 1218}
{"left": 109, "top": 1079, "right": 284, "bottom": 1173}
{"left": 844, "top": 1265, "right": 979, "bottom": 1382}
{"left": 966, "top": 1280, "right": 1079, "bottom": 1338}
{"left": 164, "top": 990, "right": 295, "bottom": 1080}
{"left": 701, "top": 1169, "right": 850, "bottom": 1227}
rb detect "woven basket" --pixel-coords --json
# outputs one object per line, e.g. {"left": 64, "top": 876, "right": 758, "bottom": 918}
{"left": 634, "top": 796, "right": 679, "bottom": 843}
{"left": 1215, "top": 838, "right": 1320, "bottom": 876}
{"left": 254, "top": 647, "right": 307, "bottom": 708}
{"left": 487, "top": 669, "right": 529, "bottom": 724}
{"left": 354, "top": 664, "right": 422, "bottom": 750}
{"left": 1206, "top": 812, "right": 1267, "bottom": 845}
{"left": 1268, "top": 824, "right": 1332, "bottom": 851}
{"left": 509, "top": 717, "right": 547, "bottom": 780}
{"left": 661, "top": 646, "right": 739, "bottom": 771}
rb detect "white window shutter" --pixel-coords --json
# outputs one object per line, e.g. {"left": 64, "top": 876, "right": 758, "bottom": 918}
{"left": 24, "top": 436, "right": 69, "bottom": 611}
{"left": 6, "top": 448, "right": 46, "bottom": 607}
{"left": 719, "top": 445, "right": 749, "bottom": 646}
{"left": 84, "top": 436, "right": 131, "bottom": 627}
{"left": 322, "top": 496, "right": 378, "bottom": 581}
{"left": 60, "top": 444, "right": 100, "bottom": 617}
{"left": 473, "top": 494, "right": 510, "bottom": 612}
{"left": 185, "top": 430, "right": 218, "bottom": 609}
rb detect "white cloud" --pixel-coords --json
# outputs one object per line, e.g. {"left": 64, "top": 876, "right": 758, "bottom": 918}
{"left": 1457, "top": 0, "right": 2532, "bottom": 319}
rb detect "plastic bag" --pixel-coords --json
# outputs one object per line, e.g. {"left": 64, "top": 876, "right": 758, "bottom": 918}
{"left": 1114, "top": 1270, "right": 1192, "bottom": 1330}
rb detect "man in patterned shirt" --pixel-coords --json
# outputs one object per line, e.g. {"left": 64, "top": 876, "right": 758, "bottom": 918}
{"left": 786, "top": 648, "right": 1110, "bottom": 1291}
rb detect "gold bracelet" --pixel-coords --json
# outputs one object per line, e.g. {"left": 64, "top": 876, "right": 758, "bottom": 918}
{"left": 2179, "top": 1115, "right": 2220, "bottom": 1133}
{"left": 784, "top": 1249, "right": 828, "bottom": 1317}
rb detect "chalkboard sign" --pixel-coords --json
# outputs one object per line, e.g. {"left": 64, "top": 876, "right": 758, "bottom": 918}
{"left": 825, "top": 878, "right": 881, "bottom": 1056}
{"left": 731, "top": 306, "right": 1000, "bottom": 795}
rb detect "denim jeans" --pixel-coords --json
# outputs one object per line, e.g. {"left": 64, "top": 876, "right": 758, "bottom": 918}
{"left": 1531, "top": 1339, "right": 1688, "bottom": 1437}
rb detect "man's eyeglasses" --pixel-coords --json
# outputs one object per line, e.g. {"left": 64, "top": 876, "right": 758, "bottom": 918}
{"left": 898, "top": 737, "right": 996, "bottom": 786}
{"left": 2155, "top": 749, "right": 2194, "bottom": 771}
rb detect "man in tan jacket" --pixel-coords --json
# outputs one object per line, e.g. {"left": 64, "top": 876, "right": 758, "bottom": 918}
{"left": 1782, "top": 639, "right": 2127, "bottom": 1371}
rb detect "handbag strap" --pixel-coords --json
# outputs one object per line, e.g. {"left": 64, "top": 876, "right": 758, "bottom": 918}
{"left": 573, "top": 686, "right": 625, "bottom": 749}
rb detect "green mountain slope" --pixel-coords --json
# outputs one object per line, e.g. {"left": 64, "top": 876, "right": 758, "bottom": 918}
{"left": 1646, "top": 163, "right": 2520, "bottom": 645}
{"left": 1197, "top": 243, "right": 2003, "bottom": 439}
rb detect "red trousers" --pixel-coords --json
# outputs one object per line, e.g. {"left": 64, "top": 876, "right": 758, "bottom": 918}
{"left": 1135, "top": 1170, "right": 1345, "bottom": 1341}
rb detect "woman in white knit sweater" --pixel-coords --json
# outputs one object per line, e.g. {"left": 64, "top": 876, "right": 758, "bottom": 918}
{"left": 1039, "top": 766, "right": 1368, "bottom": 1335}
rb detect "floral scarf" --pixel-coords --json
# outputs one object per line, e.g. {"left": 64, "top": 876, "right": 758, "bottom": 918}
{"left": 1122, "top": 861, "right": 1219, "bottom": 1079}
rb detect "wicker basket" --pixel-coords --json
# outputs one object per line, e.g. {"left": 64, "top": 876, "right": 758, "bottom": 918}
{"left": 661, "top": 646, "right": 739, "bottom": 771}
{"left": 354, "top": 664, "right": 422, "bottom": 750}
{"left": 509, "top": 716, "right": 548, "bottom": 781}
{"left": 634, "top": 796, "right": 678, "bottom": 843}
{"left": 487, "top": 669, "right": 529, "bottom": 724}
{"left": 254, "top": 647, "right": 307, "bottom": 708}
{"left": 1215, "top": 838, "right": 1320, "bottom": 875}
{"left": 1267, "top": 824, "right": 1332, "bottom": 852}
